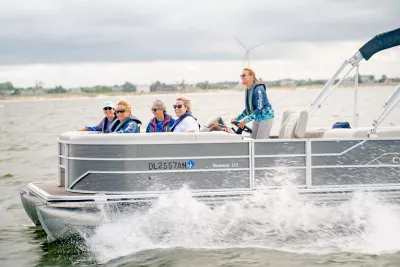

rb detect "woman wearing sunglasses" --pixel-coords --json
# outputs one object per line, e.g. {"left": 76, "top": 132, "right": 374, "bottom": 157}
{"left": 107, "top": 99, "right": 141, "bottom": 133}
{"left": 145, "top": 99, "right": 176, "bottom": 133}
{"left": 232, "top": 68, "right": 274, "bottom": 139}
{"left": 170, "top": 96, "right": 200, "bottom": 133}
{"left": 79, "top": 100, "right": 117, "bottom": 132}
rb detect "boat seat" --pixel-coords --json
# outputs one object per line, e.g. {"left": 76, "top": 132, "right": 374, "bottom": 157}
{"left": 322, "top": 128, "right": 370, "bottom": 138}
{"left": 376, "top": 128, "right": 400, "bottom": 138}
{"left": 304, "top": 127, "right": 327, "bottom": 138}
{"left": 194, "top": 131, "right": 243, "bottom": 141}
{"left": 278, "top": 110, "right": 308, "bottom": 139}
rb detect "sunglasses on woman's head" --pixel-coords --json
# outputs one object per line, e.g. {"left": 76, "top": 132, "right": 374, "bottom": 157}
{"left": 173, "top": 104, "right": 183, "bottom": 109}
{"left": 103, "top": 107, "right": 113, "bottom": 111}
{"left": 240, "top": 74, "right": 249, "bottom": 78}
{"left": 151, "top": 108, "right": 159, "bottom": 112}
{"left": 116, "top": 109, "right": 126, "bottom": 114}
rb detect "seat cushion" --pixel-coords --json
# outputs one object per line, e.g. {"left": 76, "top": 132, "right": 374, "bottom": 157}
{"left": 322, "top": 128, "right": 369, "bottom": 139}
{"left": 279, "top": 110, "right": 308, "bottom": 139}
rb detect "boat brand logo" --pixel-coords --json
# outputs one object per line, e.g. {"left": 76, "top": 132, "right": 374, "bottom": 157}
{"left": 187, "top": 160, "right": 195, "bottom": 169}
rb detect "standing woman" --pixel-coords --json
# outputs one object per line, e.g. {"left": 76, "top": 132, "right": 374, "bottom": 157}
{"left": 107, "top": 100, "right": 141, "bottom": 133}
{"left": 146, "top": 99, "right": 176, "bottom": 132}
{"left": 170, "top": 96, "right": 200, "bottom": 132}
{"left": 232, "top": 68, "right": 274, "bottom": 139}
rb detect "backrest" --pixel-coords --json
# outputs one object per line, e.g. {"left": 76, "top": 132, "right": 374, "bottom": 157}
{"left": 278, "top": 110, "right": 308, "bottom": 139}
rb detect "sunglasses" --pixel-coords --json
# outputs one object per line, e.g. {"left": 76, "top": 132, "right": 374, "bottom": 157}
{"left": 151, "top": 108, "right": 159, "bottom": 112}
{"left": 240, "top": 74, "right": 249, "bottom": 78}
{"left": 173, "top": 104, "right": 184, "bottom": 109}
{"left": 103, "top": 107, "right": 113, "bottom": 111}
{"left": 116, "top": 109, "right": 126, "bottom": 114}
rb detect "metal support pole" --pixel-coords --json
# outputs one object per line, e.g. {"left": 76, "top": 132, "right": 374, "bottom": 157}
{"left": 308, "top": 51, "right": 364, "bottom": 119}
{"left": 353, "top": 65, "right": 359, "bottom": 127}
{"left": 371, "top": 84, "right": 400, "bottom": 133}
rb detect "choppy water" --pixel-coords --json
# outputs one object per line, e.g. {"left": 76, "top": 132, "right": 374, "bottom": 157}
{"left": 1, "top": 86, "right": 400, "bottom": 267}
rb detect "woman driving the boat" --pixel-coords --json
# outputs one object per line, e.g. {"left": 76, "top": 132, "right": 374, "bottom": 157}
{"left": 232, "top": 68, "right": 274, "bottom": 139}
{"left": 170, "top": 96, "right": 200, "bottom": 132}
{"left": 78, "top": 100, "right": 117, "bottom": 132}
{"left": 106, "top": 100, "right": 141, "bottom": 133}
{"left": 146, "top": 99, "right": 176, "bottom": 132}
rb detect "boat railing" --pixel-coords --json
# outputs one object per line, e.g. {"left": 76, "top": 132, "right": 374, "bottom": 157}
{"left": 308, "top": 28, "right": 400, "bottom": 128}
{"left": 56, "top": 132, "right": 400, "bottom": 195}
{"left": 371, "top": 84, "right": 400, "bottom": 134}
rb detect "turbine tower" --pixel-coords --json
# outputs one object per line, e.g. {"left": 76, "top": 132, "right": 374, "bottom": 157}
{"left": 235, "top": 38, "right": 265, "bottom": 68}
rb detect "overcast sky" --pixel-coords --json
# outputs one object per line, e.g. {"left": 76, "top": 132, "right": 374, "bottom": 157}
{"left": 0, "top": 0, "right": 399, "bottom": 87}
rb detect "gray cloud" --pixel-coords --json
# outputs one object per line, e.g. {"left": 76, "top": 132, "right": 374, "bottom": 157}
{"left": 0, "top": 0, "right": 398, "bottom": 64}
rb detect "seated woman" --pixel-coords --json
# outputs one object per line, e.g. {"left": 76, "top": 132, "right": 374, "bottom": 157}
{"left": 78, "top": 100, "right": 117, "bottom": 132}
{"left": 107, "top": 100, "right": 141, "bottom": 133}
{"left": 146, "top": 99, "right": 176, "bottom": 132}
{"left": 170, "top": 96, "right": 200, "bottom": 133}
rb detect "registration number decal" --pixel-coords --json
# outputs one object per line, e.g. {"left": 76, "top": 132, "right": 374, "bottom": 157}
{"left": 148, "top": 162, "right": 188, "bottom": 170}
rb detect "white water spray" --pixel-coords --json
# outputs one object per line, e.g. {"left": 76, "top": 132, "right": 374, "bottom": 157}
{"left": 82, "top": 181, "right": 400, "bottom": 263}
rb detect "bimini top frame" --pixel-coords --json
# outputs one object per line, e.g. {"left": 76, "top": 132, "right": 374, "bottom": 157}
{"left": 308, "top": 28, "right": 400, "bottom": 127}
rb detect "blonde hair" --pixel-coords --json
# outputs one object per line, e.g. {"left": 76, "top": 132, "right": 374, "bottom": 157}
{"left": 176, "top": 96, "right": 192, "bottom": 112}
{"left": 243, "top": 68, "right": 259, "bottom": 82}
{"left": 116, "top": 99, "right": 132, "bottom": 114}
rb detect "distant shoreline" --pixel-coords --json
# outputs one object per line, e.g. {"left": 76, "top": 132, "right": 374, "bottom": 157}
{"left": 0, "top": 83, "right": 397, "bottom": 102}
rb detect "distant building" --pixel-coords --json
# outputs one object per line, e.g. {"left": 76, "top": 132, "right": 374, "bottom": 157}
{"left": 280, "top": 79, "right": 296, "bottom": 87}
{"left": 219, "top": 81, "right": 239, "bottom": 88}
{"left": 68, "top": 87, "right": 83, "bottom": 93}
{"left": 0, "top": 90, "right": 14, "bottom": 96}
{"left": 136, "top": 84, "right": 150, "bottom": 93}
{"left": 20, "top": 89, "right": 45, "bottom": 95}
{"left": 360, "top": 75, "right": 374, "bottom": 83}
{"left": 158, "top": 85, "right": 179, "bottom": 91}
{"left": 111, "top": 86, "right": 123, "bottom": 92}
{"left": 183, "top": 86, "right": 201, "bottom": 92}
{"left": 261, "top": 81, "right": 279, "bottom": 87}
{"left": 341, "top": 78, "right": 354, "bottom": 85}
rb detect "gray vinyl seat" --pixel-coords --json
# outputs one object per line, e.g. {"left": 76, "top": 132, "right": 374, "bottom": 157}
{"left": 278, "top": 110, "right": 308, "bottom": 139}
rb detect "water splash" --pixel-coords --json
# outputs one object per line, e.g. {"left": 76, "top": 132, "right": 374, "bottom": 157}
{"left": 82, "top": 184, "right": 400, "bottom": 263}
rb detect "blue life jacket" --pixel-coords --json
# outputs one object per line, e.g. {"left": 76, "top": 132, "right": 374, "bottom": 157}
{"left": 245, "top": 82, "right": 272, "bottom": 115}
{"left": 170, "top": 112, "right": 200, "bottom": 132}
{"left": 332, "top": 121, "right": 351, "bottom": 129}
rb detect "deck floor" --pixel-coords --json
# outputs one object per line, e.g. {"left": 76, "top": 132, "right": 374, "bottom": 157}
{"left": 33, "top": 183, "right": 95, "bottom": 196}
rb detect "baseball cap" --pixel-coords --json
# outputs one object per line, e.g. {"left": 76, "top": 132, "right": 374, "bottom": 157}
{"left": 103, "top": 100, "right": 115, "bottom": 108}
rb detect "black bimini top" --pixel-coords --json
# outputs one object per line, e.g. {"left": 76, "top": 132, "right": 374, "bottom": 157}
{"left": 359, "top": 28, "right": 400, "bottom": 61}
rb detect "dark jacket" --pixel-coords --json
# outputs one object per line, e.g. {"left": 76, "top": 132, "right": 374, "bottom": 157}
{"left": 107, "top": 116, "right": 142, "bottom": 133}
{"left": 146, "top": 114, "right": 175, "bottom": 132}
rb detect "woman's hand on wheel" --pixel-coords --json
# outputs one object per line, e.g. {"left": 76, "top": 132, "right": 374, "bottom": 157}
{"left": 238, "top": 120, "right": 246, "bottom": 129}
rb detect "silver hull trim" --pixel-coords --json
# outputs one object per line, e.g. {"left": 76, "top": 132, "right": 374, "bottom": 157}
{"left": 21, "top": 183, "right": 400, "bottom": 242}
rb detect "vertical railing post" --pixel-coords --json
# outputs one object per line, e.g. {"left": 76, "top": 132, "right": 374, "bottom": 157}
{"left": 353, "top": 65, "right": 359, "bottom": 127}
{"left": 249, "top": 140, "right": 255, "bottom": 189}
{"left": 306, "top": 140, "right": 312, "bottom": 188}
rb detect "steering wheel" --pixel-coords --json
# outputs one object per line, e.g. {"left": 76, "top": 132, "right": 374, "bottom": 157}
{"left": 232, "top": 120, "right": 252, "bottom": 134}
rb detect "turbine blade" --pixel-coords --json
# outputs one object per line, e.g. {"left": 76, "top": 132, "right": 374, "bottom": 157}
{"left": 249, "top": 42, "right": 266, "bottom": 50}
{"left": 235, "top": 37, "right": 248, "bottom": 50}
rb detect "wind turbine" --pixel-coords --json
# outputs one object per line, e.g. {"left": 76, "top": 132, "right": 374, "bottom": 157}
{"left": 235, "top": 38, "right": 265, "bottom": 68}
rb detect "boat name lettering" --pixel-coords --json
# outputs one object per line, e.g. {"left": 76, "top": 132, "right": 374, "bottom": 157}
{"left": 213, "top": 163, "right": 239, "bottom": 168}
{"left": 149, "top": 162, "right": 187, "bottom": 170}
{"left": 393, "top": 156, "right": 400, "bottom": 164}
